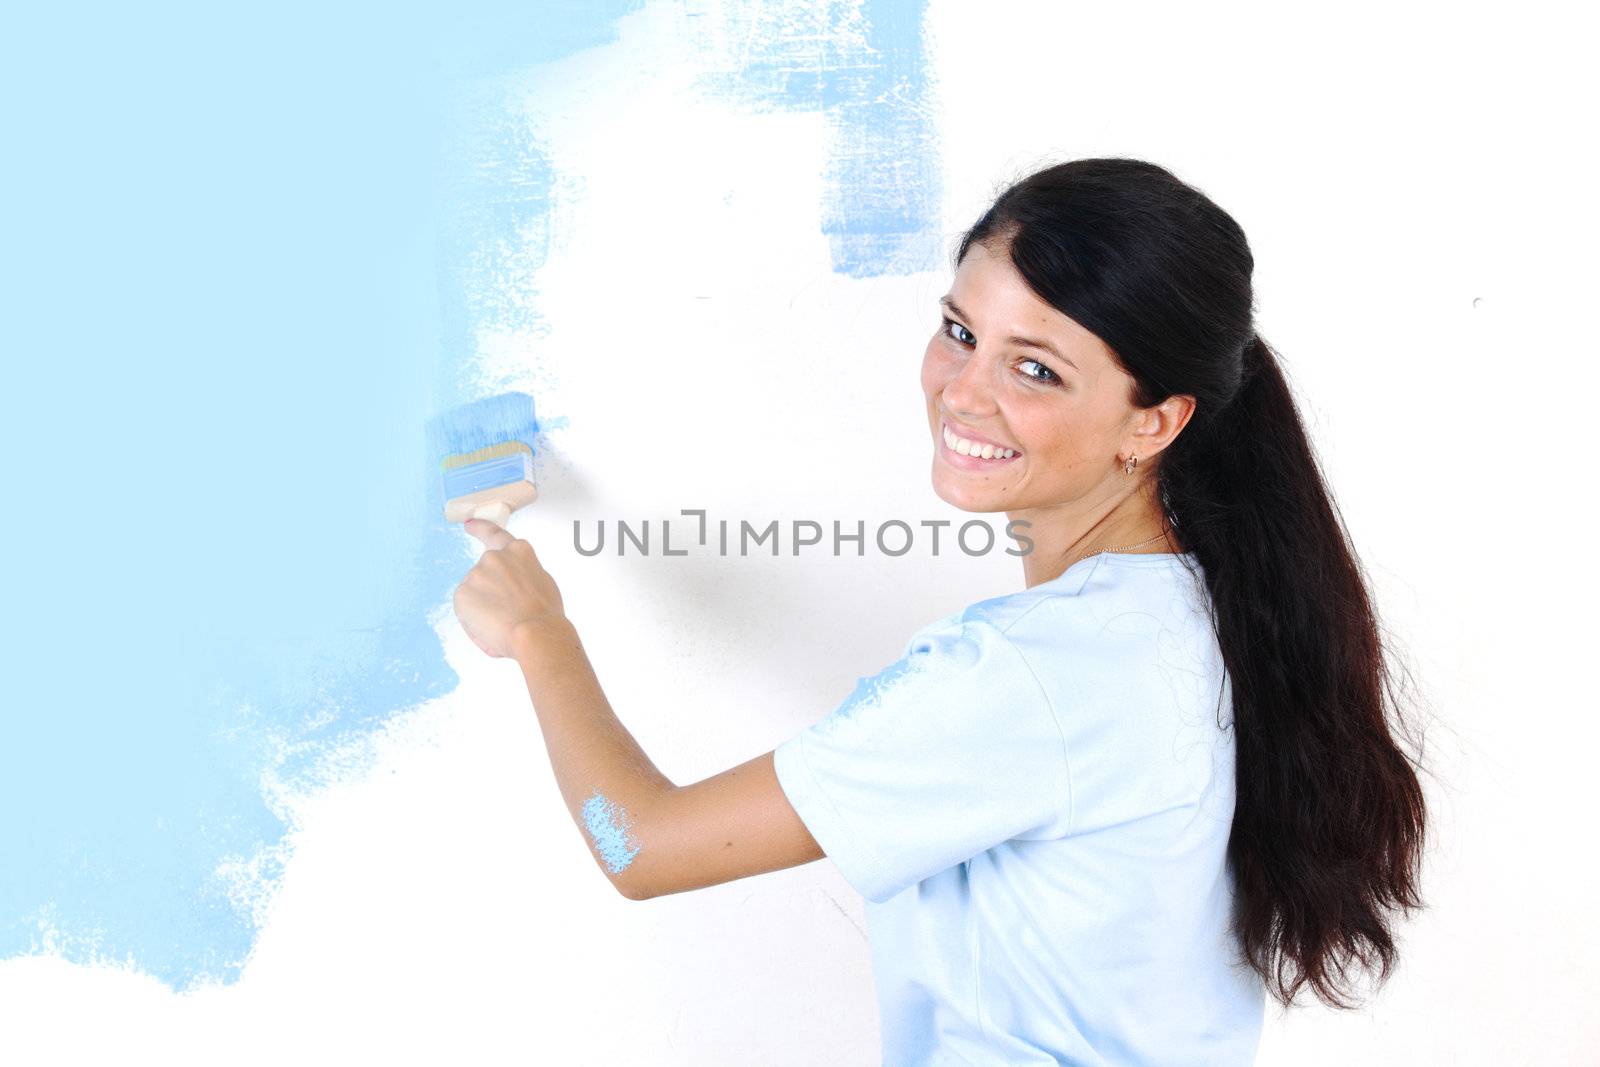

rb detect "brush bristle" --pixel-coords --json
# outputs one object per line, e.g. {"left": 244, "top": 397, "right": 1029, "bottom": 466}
{"left": 425, "top": 391, "right": 540, "bottom": 467}
{"left": 440, "top": 439, "right": 533, "bottom": 470}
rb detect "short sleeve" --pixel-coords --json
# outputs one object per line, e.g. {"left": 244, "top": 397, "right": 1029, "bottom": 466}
{"left": 772, "top": 617, "right": 1070, "bottom": 904}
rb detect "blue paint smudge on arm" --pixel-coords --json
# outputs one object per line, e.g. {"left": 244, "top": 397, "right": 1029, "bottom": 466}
{"left": 582, "top": 792, "right": 643, "bottom": 875}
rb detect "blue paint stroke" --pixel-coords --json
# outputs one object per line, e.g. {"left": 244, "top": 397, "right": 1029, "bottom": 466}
{"left": 690, "top": 0, "right": 941, "bottom": 278}
{"left": 582, "top": 792, "right": 643, "bottom": 875}
{"left": 847, "top": 656, "right": 926, "bottom": 714}
{"left": 0, "top": 1, "right": 637, "bottom": 993}
{"left": 819, "top": 654, "right": 931, "bottom": 737}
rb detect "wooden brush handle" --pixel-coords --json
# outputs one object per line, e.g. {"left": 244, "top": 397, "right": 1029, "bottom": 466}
{"left": 469, "top": 500, "right": 513, "bottom": 527}
{"left": 443, "top": 479, "right": 536, "bottom": 524}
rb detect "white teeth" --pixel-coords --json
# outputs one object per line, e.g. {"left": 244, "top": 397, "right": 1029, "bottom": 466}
{"left": 942, "top": 423, "right": 1018, "bottom": 461}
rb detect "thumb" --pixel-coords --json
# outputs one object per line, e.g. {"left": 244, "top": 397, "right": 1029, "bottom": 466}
{"left": 463, "top": 517, "right": 514, "bottom": 550}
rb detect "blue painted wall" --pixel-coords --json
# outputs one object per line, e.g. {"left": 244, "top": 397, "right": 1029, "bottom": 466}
{"left": 0, "top": 0, "right": 936, "bottom": 992}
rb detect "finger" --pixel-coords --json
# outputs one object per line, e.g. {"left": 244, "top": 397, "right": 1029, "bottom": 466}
{"left": 463, "top": 517, "right": 515, "bottom": 550}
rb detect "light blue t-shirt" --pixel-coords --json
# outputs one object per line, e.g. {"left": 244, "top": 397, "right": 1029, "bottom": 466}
{"left": 772, "top": 551, "right": 1265, "bottom": 1065}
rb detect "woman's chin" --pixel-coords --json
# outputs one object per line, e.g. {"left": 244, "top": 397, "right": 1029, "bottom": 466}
{"left": 930, "top": 466, "right": 1010, "bottom": 512}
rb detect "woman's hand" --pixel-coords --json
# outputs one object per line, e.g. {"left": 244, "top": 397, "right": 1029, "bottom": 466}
{"left": 453, "top": 518, "right": 567, "bottom": 659}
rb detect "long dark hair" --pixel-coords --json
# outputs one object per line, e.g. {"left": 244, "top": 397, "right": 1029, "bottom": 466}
{"left": 956, "top": 158, "right": 1427, "bottom": 1009}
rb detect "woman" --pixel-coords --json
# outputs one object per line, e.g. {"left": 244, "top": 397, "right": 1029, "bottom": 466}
{"left": 453, "top": 157, "right": 1428, "bottom": 1064}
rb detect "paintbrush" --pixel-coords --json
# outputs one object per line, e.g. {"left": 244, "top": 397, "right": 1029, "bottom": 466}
{"left": 425, "top": 391, "right": 540, "bottom": 527}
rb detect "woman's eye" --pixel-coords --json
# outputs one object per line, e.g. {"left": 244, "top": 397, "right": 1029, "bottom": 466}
{"left": 1019, "top": 359, "right": 1060, "bottom": 385}
{"left": 941, "top": 316, "right": 975, "bottom": 345}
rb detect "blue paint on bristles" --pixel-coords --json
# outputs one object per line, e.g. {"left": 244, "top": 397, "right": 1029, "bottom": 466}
{"left": 425, "top": 391, "right": 542, "bottom": 524}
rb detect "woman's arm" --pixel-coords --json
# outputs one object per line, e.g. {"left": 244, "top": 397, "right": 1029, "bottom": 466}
{"left": 512, "top": 618, "right": 824, "bottom": 901}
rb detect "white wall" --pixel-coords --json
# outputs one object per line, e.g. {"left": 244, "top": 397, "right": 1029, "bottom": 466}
{"left": 3, "top": 1, "right": 1594, "bottom": 1062}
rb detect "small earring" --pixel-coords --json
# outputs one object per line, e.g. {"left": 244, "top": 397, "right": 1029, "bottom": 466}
{"left": 1124, "top": 454, "right": 1138, "bottom": 475}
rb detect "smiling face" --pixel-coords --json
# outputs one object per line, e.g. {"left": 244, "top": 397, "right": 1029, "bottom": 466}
{"left": 921, "top": 239, "right": 1153, "bottom": 517}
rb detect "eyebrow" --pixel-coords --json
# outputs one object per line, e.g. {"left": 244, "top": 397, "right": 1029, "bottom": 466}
{"left": 939, "top": 296, "right": 1078, "bottom": 371}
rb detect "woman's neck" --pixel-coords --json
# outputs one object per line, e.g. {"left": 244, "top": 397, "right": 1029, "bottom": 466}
{"left": 1011, "top": 484, "right": 1182, "bottom": 590}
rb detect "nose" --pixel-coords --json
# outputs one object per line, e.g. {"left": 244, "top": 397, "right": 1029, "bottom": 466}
{"left": 942, "top": 346, "right": 999, "bottom": 421}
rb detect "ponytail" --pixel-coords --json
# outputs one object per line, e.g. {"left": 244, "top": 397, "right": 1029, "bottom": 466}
{"left": 1162, "top": 333, "right": 1427, "bottom": 1008}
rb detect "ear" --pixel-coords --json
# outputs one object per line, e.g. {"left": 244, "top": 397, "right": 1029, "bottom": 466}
{"left": 1127, "top": 393, "right": 1197, "bottom": 461}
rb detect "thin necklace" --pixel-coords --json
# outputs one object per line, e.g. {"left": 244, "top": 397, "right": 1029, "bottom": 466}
{"left": 1066, "top": 528, "right": 1174, "bottom": 571}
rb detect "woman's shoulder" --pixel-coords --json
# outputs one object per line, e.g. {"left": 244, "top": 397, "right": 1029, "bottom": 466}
{"left": 963, "top": 552, "right": 1232, "bottom": 741}
{"left": 948, "top": 554, "right": 1224, "bottom": 711}
{"left": 895, "top": 554, "right": 1215, "bottom": 682}
{"left": 954, "top": 551, "right": 1210, "bottom": 639}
